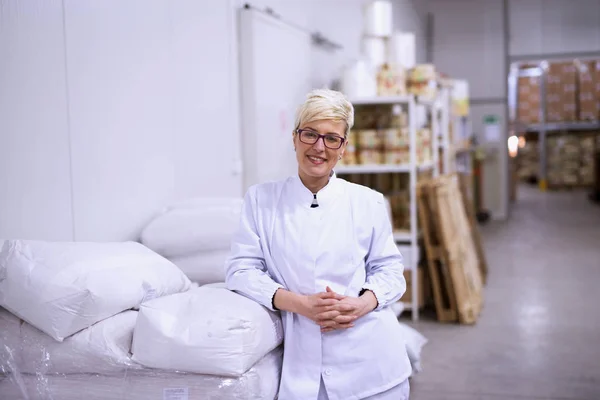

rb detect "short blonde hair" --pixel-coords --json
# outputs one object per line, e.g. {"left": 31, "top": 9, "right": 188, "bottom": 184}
{"left": 294, "top": 89, "right": 354, "bottom": 136}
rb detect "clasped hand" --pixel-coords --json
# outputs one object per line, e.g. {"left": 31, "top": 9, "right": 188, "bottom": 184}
{"left": 302, "top": 287, "right": 375, "bottom": 333}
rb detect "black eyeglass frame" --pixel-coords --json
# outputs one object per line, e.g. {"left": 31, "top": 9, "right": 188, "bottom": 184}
{"left": 295, "top": 129, "right": 346, "bottom": 150}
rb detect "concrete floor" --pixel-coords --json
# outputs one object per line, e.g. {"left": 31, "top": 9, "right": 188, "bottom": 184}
{"left": 405, "top": 185, "right": 600, "bottom": 400}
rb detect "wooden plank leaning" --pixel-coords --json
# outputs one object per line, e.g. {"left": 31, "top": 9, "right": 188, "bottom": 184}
{"left": 458, "top": 173, "right": 488, "bottom": 284}
{"left": 416, "top": 178, "right": 458, "bottom": 322}
{"left": 433, "top": 174, "right": 484, "bottom": 324}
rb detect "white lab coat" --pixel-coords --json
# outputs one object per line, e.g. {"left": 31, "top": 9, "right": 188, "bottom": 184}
{"left": 226, "top": 173, "right": 412, "bottom": 400}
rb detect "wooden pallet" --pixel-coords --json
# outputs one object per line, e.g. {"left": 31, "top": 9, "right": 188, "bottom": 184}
{"left": 432, "top": 175, "right": 483, "bottom": 324}
{"left": 418, "top": 174, "right": 484, "bottom": 324}
{"left": 417, "top": 180, "right": 457, "bottom": 323}
{"left": 458, "top": 173, "right": 488, "bottom": 284}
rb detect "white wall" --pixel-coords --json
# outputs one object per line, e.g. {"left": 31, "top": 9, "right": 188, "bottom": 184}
{"left": 0, "top": 0, "right": 242, "bottom": 241}
{"left": 63, "top": 0, "right": 243, "bottom": 241}
{"left": 428, "top": 0, "right": 508, "bottom": 220}
{"left": 0, "top": 0, "right": 74, "bottom": 241}
{"left": 509, "top": 0, "right": 600, "bottom": 57}
{"left": 429, "top": 0, "right": 505, "bottom": 99}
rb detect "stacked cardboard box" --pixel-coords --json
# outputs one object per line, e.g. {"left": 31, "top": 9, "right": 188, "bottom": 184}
{"left": 400, "top": 268, "right": 426, "bottom": 308}
{"left": 357, "top": 129, "right": 384, "bottom": 164}
{"left": 517, "top": 139, "right": 539, "bottom": 180}
{"left": 547, "top": 136, "right": 579, "bottom": 186}
{"left": 517, "top": 76, "right": 541, "bottom": 124}
{"left": 382, "top": 128, "right": 409, "bottom": 164}
{"left": 546, "top": 62, "right": 577, "bottom": 122}
{"left": 339, "top": 130, "right": 359, "bottom": 166}
{"left": 594, "top": 61, "right": 600, "bottom": 119}
{"left": 417, "top": 128, "right": 432, "bottom": 164}
{"left": 580, "top": 135, "right": 597, "bottom": 185}
{"left": 577, "top": 60, "right": 598, "bottom": 121}
{"left": 546, "top": 134, "right": 598, "bottom": 187}
{"left": 387, "top": 191, "right": 410, "bottom": 231}
{"left": 408, "top": 64, "right": 437, "bottom": 101}
{"left": 517, "top": 59, "right": 600, "bottom": 124}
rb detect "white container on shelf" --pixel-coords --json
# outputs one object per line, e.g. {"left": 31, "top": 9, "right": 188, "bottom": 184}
{"left": 363, "top": 0, "right": 393, "bottom": 37}
{"left": 361, "top": 36, "right": 387, "bottom": 69}
{"left": 387, "top": 32, "right": 416, "bottom": 70}
{"left": 340, "top": 60, "right": 377, "bottom": 98}
{"left": 416, "top": 105, "right": 427, "bottom": 129}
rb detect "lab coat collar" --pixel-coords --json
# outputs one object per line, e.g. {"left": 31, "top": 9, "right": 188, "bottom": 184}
{"left": 291, "top": 170, "right": 342, "bottom": 209}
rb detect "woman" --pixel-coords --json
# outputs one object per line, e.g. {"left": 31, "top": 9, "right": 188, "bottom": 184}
{"left": 226, "top": 89, "right": 412, "bottom": 399}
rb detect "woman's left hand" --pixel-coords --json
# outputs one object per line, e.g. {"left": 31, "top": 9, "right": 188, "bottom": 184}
{"left": 319, "top": 287, "right": 378, "bottom": 333}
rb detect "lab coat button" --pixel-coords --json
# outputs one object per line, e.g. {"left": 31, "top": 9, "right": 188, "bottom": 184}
{"left": 324, "top": 368, "right": 332, "bottom": 376}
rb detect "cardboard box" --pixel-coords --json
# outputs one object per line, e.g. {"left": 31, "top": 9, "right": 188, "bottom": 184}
{"left": 577, "top": 60, "right": 598, "bottom": 121}
{"left": 547, "top": 61, "right": 577, "bottom": 85}
{"left": 546, "top": 133, "right": 600, "bottom": 187}
{"left": 517, "top": 76, "right": 541, "bottom": 123}
{"left": 546, "top": 62, "right": 578, "bottom": 122}
{"left": 593, "top": 61, "right": 600, "bottom": 119}
{"left": 400, "top": 268, "right": 426, "bottom": 308}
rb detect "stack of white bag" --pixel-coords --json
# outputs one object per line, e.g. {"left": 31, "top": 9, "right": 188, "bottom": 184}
{"left": 0, "top": 240, "right": 284, "bottom": 399}
{"left": 140, "top": 197, "right": 244, "bottom": 285}
{"left": 0, "top": 240, "right": 191, "bottom": 342}
{"left": 131, "top": 283, "right": 284, "bottom": 377}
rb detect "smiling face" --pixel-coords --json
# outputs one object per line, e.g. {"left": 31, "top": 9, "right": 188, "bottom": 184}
{"left": 293, "top": 119, "right": 347, "bottom": 183}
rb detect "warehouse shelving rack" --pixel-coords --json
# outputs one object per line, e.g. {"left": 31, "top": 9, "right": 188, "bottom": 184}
{"left": 508, "top": 60, "right": 600, "bottom": 191}
{"left": 336, "top": 94, "right": 445, "bottom": 321}
{"left": 435, "top": 86, "right": 450, "bottom": 173}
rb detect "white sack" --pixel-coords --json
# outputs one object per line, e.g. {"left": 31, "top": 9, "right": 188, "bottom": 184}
{"left": 397, "top": 322, "right": 428, "bottom": 375}
{"left": 168, "top": 250, "right": 229, "bottom": 285}
{"left": 0, "top": 240, "right": 191, "bottom": 342}
{"left": 19, "top": 310, "right": 141, "bottom": 375}
{"left": 131, "top": 286, "right": 283, "bottom": 376}
{"left": 0, "top": 347, "right": 283, "bottom": 400}
{"left": 140, "top": 197, "right": 243, "bottom": 257}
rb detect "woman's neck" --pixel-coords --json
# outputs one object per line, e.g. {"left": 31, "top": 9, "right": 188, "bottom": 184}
{"left": 299, "top": 171, "right": 330, "bottom": 194}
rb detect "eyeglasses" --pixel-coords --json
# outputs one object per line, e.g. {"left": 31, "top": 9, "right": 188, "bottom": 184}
{"left": 296, "top": 129, "right": 346, "bottom": 149}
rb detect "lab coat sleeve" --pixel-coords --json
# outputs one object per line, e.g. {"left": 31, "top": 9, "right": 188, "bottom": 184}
{"left": 225, "top": 186, "right": 284, "bottom": 311}
{"left": 361, "top": 192, "right": 407, "bottom": 311}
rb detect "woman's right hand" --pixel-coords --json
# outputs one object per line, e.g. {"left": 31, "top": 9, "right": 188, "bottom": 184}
{"left": 274, "top": 288, "right": 358, "bottom": 330}
{"left": 301, "top": 290, "right": 358, "bottom": 331}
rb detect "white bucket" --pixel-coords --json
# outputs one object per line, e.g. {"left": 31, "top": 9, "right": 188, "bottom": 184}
{"left": 387, "top": 32, "right": 416, "bottom": 70}
{"left": 361, "top": 36, "right": 387, "bottom": 69}
{"left": 340, "top": 60, "right": 377, "bottom": 99}
{"left": 363, "top": 0, "right": 393, "bottom": 37}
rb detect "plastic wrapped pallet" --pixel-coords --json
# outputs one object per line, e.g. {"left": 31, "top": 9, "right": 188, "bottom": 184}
{"left": 0, "top": 347, "right": 283, "bottom": 400}
{"left": 18, "top": 310, "right": 140, "bottom": 375}
{"left": 0, "top": 240, "right": 191, "bottom": 342}
{"left": 132, "top": 285, "right": 283, "bottom": 377}
{"left": 140, "top": 198, "right": 243, "bottom": 258}
{"left": 0, "top": 308, "right": 23, "bottom": 374}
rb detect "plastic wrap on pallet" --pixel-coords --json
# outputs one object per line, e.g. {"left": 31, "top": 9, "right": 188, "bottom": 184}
{"left": 0, "top": 347, "right": 283, "bottom": 400}
{"left": 1, "top": 308, "right": 140, "bottom": 376}
{"left": 1, "top": 308, "right": 23, "bottom": 375}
